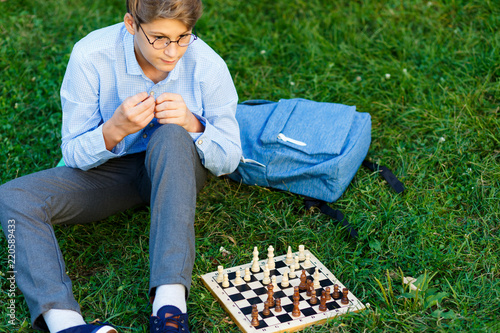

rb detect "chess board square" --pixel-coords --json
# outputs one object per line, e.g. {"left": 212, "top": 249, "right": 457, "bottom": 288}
{"left": 320, "top": 279, "right": 332, "bottom": 288}
{"left": 240, "top": 305, "right": 253, "bottom": 316}
{"left": 253, "top": 286, "right": 268, "bottom": 296}
{"left": 241, "top": 289, "right": 257, "bottom": 299}
{"left": 263, "top": 316, "right": 281, "bottom": 326}
{"left": 235, "top": 284, "right": 252, "bottom": 293}
{"left": 274, "top": 260, "right": 287, "bottom": 269}
{"left": 327, "top": 301, "right": 341, "bottom": 310}
{"left": 227, "top": 271, "right": 237, "bottom": 279}
{"left": 247, "top": 281, "right": 262, "bottom": 290}
{"left": 224, "top": 286, "right": 238, "bottom": 295}
{"left": 235, "top": 299, "right": 251, "bottom": 309}
{"left": 229, "top": 293, "right": 245, "bottom": 302}
{"left": 276, "top": 312, "right": 293, "bottom": 323}
{"left": 246, "top": 296, "right": 262, "bottom": 306}
{"left": 301, "top": 307, "right": 317, "bottom": 317}
{"left": 273, "top": 290, "right": 287, "bottom": 299}
{"left": 279, "top": 297, "right": 292, "bottom": 306}
{"left": 269, "top": 269, "right": 282, "bottom": 277}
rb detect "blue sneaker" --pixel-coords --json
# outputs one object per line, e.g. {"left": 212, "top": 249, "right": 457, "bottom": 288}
{"left": 150, "top": 305, "right": 190, "bottom": 332}
{"left": 57, "top": 321, "right": 117, "bottom": 333}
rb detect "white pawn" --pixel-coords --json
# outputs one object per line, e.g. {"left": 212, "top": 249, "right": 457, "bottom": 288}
{"left": 234, "top": 270, "right": 243, "bottom": 284}
{"left": 253, "top": 246, "right": 259, "bottom": 258}
{"left": 216, "top": 265, "right": 224, "bottom": 283}
{"left": 271, "top": 275, "right": 277, "bottom": 288}
{"left": 244, "top": 267, "right": 251, "bottom": 282}
{"left": 289, "top": 264, "right": 296, "bottom": 278}
{"left": 222, "top": 273, "right": 229, "bottom": 288}
{"left": 281, "top": 270, "right": 290, "bottom": 288}
{"left": 298, "top": 245, "right": 306, "bottom": 261}
{"left": 262, "top": 266, "right": 271, "bottom": 285}
{"left": 295, "top": 255, "right": 300, "bottom": 268}
{"left": 303, "top": 253, "right": 312, "bottom": 268}
{"left": 285, "top": 246, "right": 294, "bottom": 265}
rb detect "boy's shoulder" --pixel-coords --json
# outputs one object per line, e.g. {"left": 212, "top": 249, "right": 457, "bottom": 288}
{"left": 184, "top": 37, "right": 228, "bottom": 70}
{"left": 72, "top": 23, "right": 126, "bottom": 56}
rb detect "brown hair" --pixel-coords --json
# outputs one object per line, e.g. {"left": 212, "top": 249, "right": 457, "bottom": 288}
{"left": 127, "top": 0, "right": 203, "bottom": 29}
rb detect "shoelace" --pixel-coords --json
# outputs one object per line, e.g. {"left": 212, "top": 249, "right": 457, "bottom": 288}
{"left": 151, "top": 315, "right": 187, "bottom": 332}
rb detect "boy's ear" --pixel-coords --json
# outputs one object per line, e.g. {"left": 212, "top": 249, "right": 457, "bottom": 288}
{"left": 124, "top": 13, "right": 136, "bottom": 35}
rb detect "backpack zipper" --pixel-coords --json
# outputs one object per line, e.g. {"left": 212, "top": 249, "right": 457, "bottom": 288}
{"left": 277, "top": 133, "right": 307, "bottom": 146}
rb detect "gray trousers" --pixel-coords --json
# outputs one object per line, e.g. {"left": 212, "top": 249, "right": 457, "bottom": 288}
{"left": 0, "top": 124, "right": 207, "bottom": 330}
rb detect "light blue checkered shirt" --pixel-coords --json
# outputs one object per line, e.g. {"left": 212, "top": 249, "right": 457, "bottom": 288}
{"left": 60, "top": 23, "right": 241, "bottom": 176}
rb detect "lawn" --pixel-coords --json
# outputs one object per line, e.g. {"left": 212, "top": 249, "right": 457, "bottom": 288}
{"left": 0, "top": 0, "right": 499, "bottom": 332}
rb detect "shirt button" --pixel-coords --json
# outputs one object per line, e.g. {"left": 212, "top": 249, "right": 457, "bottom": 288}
{"left": 143, "top": 134, "right": 148, "bottom": 139}
{"left": 149, "top": 123, "right": 154, "bottom": 127}
{"left": 197, "top": 139, "right": 203, "bottom": 145}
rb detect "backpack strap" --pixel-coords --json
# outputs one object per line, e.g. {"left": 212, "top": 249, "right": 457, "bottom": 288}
{"left": 303, "top": 198, "right": 359, "bottom": 239}
{"left": 362, "top": 160, "right": 405, "bottom": 194}
{"left": 303, "top": 161, "right": 404, "bottom": 239}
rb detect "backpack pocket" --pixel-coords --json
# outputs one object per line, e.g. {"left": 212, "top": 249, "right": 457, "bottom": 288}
{"left": 260, "top": 99, "right": 356, "bottom": 156}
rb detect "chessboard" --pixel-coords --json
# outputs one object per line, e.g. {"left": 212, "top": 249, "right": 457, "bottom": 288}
{"left": 201, "top": 246, "right": 366, "bottom": 333}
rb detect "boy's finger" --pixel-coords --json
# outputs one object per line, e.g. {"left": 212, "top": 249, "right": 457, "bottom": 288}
{"left": 156, "top": 92, "right": 180, "bottom": 104}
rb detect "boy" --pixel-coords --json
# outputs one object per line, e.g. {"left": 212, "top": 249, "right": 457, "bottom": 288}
{"left": 0, "top": 0, "right": 241, "bottom": 332}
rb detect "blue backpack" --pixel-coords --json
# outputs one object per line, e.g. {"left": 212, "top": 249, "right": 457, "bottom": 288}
{"left": 228, "top": 98, "right": 404, "bottom": 238}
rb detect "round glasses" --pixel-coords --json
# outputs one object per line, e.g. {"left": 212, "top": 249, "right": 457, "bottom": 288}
{"left": 139, "top": 24, "right": 197, "bottom": 49}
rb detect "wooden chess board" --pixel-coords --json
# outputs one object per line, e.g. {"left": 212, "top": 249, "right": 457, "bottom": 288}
{"left": 201, "top": 249, "right": 366, "bottom": 332}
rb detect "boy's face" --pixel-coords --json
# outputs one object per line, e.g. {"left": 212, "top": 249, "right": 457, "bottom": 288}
{"left": 125, "top": 14, "right": 192, "bottom": 78}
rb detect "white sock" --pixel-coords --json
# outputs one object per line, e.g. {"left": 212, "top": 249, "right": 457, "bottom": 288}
{"left": 152, "top": 284, "right": 187, "bottom": 316}
{"left": 43, "top": 309, "right": 86, "bottom": 333}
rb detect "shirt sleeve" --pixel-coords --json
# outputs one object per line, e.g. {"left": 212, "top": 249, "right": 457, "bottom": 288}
{"left": 60, "top": 45, "right": 121, "bottom": 171}
{"left": 192, "top": 61, "right": 242, "bottom": 176}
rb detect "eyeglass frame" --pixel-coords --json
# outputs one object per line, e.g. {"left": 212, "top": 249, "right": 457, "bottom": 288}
{"left": 138, "top": 23, "right": 197, "bottom": 49}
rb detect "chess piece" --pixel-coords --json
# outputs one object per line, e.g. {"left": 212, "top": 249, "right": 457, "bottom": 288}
{"left": 303, "top": 253, "right": 312, "bottom": 268}
{"left": 267, "top": 245, "right": 275, "bottom": 269}
{"left": 271, "top": 275, "right": 277, "bottom": 288}
{"left": 262, "top": 266, "right": 270, "bottom": 285}
{"left": 310, "top": 289, "right": 318, "bottom": 305}
{"left": 281, "top": 270, "right": 289, "bottom": 288}
{"left": 222, "top": 273, "right": 229, "bottom": 288}
{"left": 251, "top": 247, "right": 260, "bottom": 273}
{"left": 267, "top": 284, "right": 275, "bottom": 307}
{"left": 298, "top": 244, "right": 305, "bottom": 261}
{"left": 298, "top": 270, "right": 307, "bottom": 291}
{"left": 313, "top": 272, "right": 320, "bottom": 289}
{"left": 244, "top": 267, "right": 251, "bottom": 282}
{"left": 289, "top": 264, "right": 296, "bottom": 278}
{"left": 292, "top": 300, "right": 301, "bottom": 317}
{"left": 319, "top": 292, "right": 327, "bottom": 311}
{"left": 293, "top": 286, "right": 300, "bottom": 302}
{"left": 216, "top": 265, "right": 224, "bottom": 283}
{"left": 306, "top": 280, "right": 313, "bottom": 296}
{"left": 295, "top": 255, "right": 300, "bottom": 268}
{"left": 275, "top": 298, "right": 282, "bottom": 312}
{"left": 263, "top": 301, "right": 271, "bottom": 316}
{"left": 285, "top": 246, "right": 294, "bottom": 265}
{"left": 341, "top": 288, "right": 349, "bottom": 305}
{"left": 251, "top": 304, "right": 259, "bottom": 327}
{"left": 325, "top": 287, "right": 331, "bottom": 300}
{"left": 332, "top": 284, "right": 340, "bottom": 299}
{"left": 234, "top": 269, "right": 243, "bottom": 284}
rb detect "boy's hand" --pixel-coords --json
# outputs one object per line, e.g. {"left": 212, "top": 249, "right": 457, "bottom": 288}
{"left": 155, "top": 92, "right": 205, "bottom": 133}
{"left": 103, "top": 92, "right": 155, "bottom": 150}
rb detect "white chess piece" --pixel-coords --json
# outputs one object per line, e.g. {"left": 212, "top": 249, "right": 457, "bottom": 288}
{"left": 222, "top": 273, "right": 229, "bottom": 288}
{"left": 295, "top": 255, "right": 300, "bottom": 268}
{"left": 298, "top": 245, "right": 305, "bottom": 261}
{"left": 262, "top": 266, "right": 270, "bottom": 285}
{"left": 313, "top": 268, "right": 320, "bottom": 288}
{"left": 281, "top": 270, "right": 290, "bottom": 288}
{"left": 271, "top": 275, "right": 277, "bottom": 288}
{"left": 285, "top": 246, "right": 294, "bottom": 265}
{"left": 267, "top": 251, "right": 275, "bottom": 270}
{"left": 251, "top": 248, "right": 260, "bottom": 273}
{"left": 289, "top": 264, "right": 296, "bottom": 278}
{"left": 234, "top": 270, "right": 243, "bottom": 284}
{"left": 217, "top": 265, "right": 224, "bottom": 283}
{"left": 303, "top": 253, "right": 312, "bottom": 268}
{"left": 244, "top": 267, "right": 251, "bottom": 282}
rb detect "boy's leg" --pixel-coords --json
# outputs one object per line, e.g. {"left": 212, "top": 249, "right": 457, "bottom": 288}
{"left": 144, "top": 124, "right": 207, "bottom": 299}
{"left": 0, "top": 154, "right": 147, "bottom": 330}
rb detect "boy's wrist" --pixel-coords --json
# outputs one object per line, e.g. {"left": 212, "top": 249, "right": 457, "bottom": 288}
{"left": 102, "top": 120, "right": 126, "bottom": 151}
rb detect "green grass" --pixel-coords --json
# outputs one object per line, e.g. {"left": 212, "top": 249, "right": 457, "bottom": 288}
{"left": 1, "top": 0, "right": 499, "bottom": 331}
